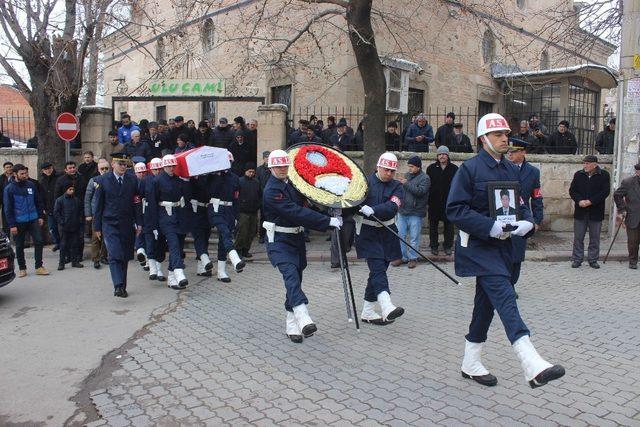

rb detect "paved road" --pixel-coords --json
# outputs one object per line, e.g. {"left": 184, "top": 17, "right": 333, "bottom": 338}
{"left": 71, "top": 258, "right": 639, "bottom": 426}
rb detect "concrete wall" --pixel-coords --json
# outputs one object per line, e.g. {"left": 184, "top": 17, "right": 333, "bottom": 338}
{"left": 80, "top": 106, "right": 113, "bottom": 160}
{"left": 346, "top": 151, "right": 614, "bottom": 231}
{"left": 0, "top": 148, "right": 39, "bottom": 174}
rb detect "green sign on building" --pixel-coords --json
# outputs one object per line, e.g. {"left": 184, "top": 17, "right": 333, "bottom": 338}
{"left": 148, "top": 79, "right": 225, "bottom": 96}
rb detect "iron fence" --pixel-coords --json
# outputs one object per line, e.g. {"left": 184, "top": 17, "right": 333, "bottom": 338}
{"left": 0, "top": 110, "right": 35, "bottom": 145}
{"left": 290, "top": 106, "right": 613, "bottom": 155}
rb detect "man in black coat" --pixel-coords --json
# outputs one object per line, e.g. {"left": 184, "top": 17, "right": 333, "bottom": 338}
{"left": 234, "top": 163, "right": 261, "bottom": 257}
{"left": 195, "top": 121, "right": 211, "bottom": 147}
{"left": 548, "top": 120, "right": 578, "bottom": 154}
{"left": 39, "top": 162, "right": 62, "bottom": 249}
{"left": 434, "top": 112, "right": 456, "bottom": 149}
{"left": 450, "top": 123, "right": 473, "bottom": 153}
{"left": 569, "top": 155, "right": 610, "bottom": 268}
{"left": 208, "top": 117, "right": 235, "bottom": 148}
{"left": 426, "top": 145, "right": 458, "bottom": 255}
{"left": 228, "top": 131, "right": 255, "bottom": 176}
{"left": 385, "top": 121, "right": 401, "bottom": 151}
{"left": 169, "top": 116, "right": 195, "bottom": 150}
{"left": 595, "top": 118, "right": 615, "bottom": 155}
{"left": 322, "top": 116, "right": 337, "bottom": 145}
{"left": 53, "top": 182, "right": 85, "bottom": 269}
{"left": 78, "top": 151, "right": 99, "bottom": 179}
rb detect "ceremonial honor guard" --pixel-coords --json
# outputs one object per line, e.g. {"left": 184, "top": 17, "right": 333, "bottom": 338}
{"left": 190, "top": 174, "right": 213, "bottom": 277}
{"left": 207, "top": 152, "right": 245, "bottom": 282}
{"left": 262, "top": 150, "right": 341, "bottom": 343}
{"left": 143, "top": 158, "right": 167, "bottom": 282}
{"left": 355, "top": 152, "right": 405, "bottom": 325}
{"left": 134, "top": 160, "right": 149, "bottom": 270}
{"left": 507, "top": 138, "right": 543, "bottom": 291}
{"left": 93, "top": 153, "right": 143, "bottom": 297}
{"left": 147, "top": 154, "right": 191, "bottom": 290}
{"left": 446, "top": 113, "right": 564, "bottom": 388}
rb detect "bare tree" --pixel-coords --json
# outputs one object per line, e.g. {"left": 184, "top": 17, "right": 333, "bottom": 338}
{"left": 0, "top": 0, "right": 113, "bottom": 166}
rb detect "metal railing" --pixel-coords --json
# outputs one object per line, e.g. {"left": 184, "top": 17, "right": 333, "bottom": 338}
{"left": 0, "top": 110, "right": 35, "bottom": 145}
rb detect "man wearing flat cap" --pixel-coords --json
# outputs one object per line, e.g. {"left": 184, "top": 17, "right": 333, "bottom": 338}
{"left": 548, "top": 120, "right": 577, "bottom": 154}
{"left": 613, "top": 163, "right": 640, "bottom": 269}
{"left": 569, "top": 155, "right": 610, "bottom": 268}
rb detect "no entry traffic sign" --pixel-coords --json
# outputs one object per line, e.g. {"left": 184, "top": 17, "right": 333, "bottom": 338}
{"left": 56, "top": 112, "right": 79, "bottom": 142}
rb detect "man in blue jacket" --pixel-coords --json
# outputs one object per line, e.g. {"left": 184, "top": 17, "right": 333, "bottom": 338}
{"left": 262, "top": 149, "right": 341, "bottom": 343}
{"left": 117, "top": 114, "right": 140, "bottom": 144}
{"left": 404, "top": 114, "right": 434, "bottom": 152}
{"left": 507, "top": 138, "right": 543, "bottom": 293}
{"left": 446, "top": 113, "right": 564, "bottom": 389}
{"left": 3, "top": 164, "right": 49, "bottom": 277}
{"left": 355, "top": 152, "right": 405, "bottom": 325}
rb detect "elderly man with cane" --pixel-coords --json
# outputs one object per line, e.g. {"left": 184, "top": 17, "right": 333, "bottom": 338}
{"left": 613, "top": 163, "right": 640, "bottom": 269}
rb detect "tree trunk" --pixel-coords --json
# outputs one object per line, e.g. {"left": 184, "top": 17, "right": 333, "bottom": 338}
{"left": 85, "top": 37, "right": 99, "bottom": 105}
{"left": 346, "top": 0, "right": 387, "bottom": 174}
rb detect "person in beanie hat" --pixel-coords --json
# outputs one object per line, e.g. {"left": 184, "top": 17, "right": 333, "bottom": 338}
{"left": 435, "top": 112, "right": 456, "bottom": 149}
{"left": 385, "top": 121, "right": 401, "bottom": 151}
{"left": 427, "top": 145, "right": 458, "bottom": 256}
{"left": 53, "top": 181, "right": 84, "bottom": 270}
{"left": 393, "top": 155, "right": 430, "bottom": 269}
{"left": 569, "top": 155, "right": 610, "bottom": 268}
{"left": 548, "top": 120, "right": 577, "bottom": 154}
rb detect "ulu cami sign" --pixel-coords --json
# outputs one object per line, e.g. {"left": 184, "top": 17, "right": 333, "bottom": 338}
{"left": 148, "top": 79, "right": 225, "bottom": 96}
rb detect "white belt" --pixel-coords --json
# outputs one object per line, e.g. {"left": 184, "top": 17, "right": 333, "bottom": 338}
{"left": 209, "top": 198, "right": 233, "bottom": 213}
{"left": 190, "top": 199, "right": 209, "bottom": 213}
{"left": 142, "top": 198, "right": 148, "bottom": 214}
{"left": 159, "top": 197, "right": 185, "bottom": 216}
{"left": 354, "top": 214, "right": 395, "bottom": 235}
{"left": 262, "top": 221, "right": 305, "bottom": 243}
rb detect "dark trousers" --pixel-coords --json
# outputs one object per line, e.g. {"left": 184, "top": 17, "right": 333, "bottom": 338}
{"left": 193, "top": 226, "right": 211, "bottom": 258}
{"left": 144, "top": 231, "right": 167, "bottom": 262}
{"left": 511, "top": 262, "right": 522, "bottom": 286}
{"left": 277, "top": 262, "right": 307, "bottom": 311}
{"left": 429, "top": 218, "right": 454, "bottom": 250}
{"left": 364, "top": 258, "right": 390, "bottom": 302}
{"left": 109, "top": 260, "right": 129, "bottom": 290}
{"left": 215, "top": 221, "right": 235, "bottom": 261}
{"left": 14, "top": 221, "right": 44, "bottom": 270}
{"left": 466, "top": 275, "right": 530, "bottom": 344}
{"left": 91, "top": 230, "right": 107, "bottom": 263}
{"left": 164, "top": 232, "right": 185, "bottom": 270}
{"left": 60, "top": 230, "right": 82, "bottom": 264}
{"left": 572, "top": 218, "right": 602, "bottom": 263}
{"left": 47, "top": 214, "right": 60, "bottom": 246}
{"left": 235, "top": 212, "right": 257, "bottom": 253}
{"left": 627, "top": 226, "right": 640, "bottom": 266}
{"left": 135, "top": 232, "right": 145, "bottom": 251}
{"left": 330, "top": 219, "right": 355, "bottom": 266}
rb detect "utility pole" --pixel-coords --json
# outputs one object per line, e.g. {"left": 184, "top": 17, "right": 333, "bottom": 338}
{"left": 611, "top": 0, "right": 640, "bottom": 235}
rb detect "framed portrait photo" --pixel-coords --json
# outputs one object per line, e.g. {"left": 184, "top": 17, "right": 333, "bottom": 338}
{"left": 487, "top": 181, "right": 521, "bottom": 231}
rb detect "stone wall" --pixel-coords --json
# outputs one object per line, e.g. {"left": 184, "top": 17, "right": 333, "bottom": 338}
{"left": 80, "top": 106, "right": 113, "bottom": 160}
{"left": 0, "top": 148, "right": 39, "bottom": 173}
{"left": 346, "top": 151, "right": 614, "bottom": 232}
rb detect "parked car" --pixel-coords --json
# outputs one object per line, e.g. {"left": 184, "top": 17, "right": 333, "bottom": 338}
{"left": 0, "top": 230, "right": 15, "bottom": 287}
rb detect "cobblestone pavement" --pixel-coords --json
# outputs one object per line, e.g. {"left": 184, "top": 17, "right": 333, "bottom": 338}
{"left": 85, "top": 260, "right": 640, "bottom": 426}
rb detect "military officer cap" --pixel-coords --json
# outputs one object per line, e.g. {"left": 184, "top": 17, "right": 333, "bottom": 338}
{"left": 111, "top": 153, "right": 130, "bottom": 165}
{"left": 508, "top": 137, "right": 529, "bottom": 151}
{"left": 131, "top": 156, "right": 146, "bottom": 164}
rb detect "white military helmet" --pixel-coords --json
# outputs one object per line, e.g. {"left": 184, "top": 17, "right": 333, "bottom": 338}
{"left": 149, "top": 157, "right": 163, "bottom": 170}
{"left": 377, "top": 152, "right": 398, "bottom": 170}
{"left": 477, "top": 113, "right": 511, "bottom": 138}
{"left": 134, "top": 162, "right": 147, "bottom": 173}
{"left": 267, "top": 149, "right": 291, "bottom": 168}
{"left": 162, "top": 154, "right": 177, "bottom": 167}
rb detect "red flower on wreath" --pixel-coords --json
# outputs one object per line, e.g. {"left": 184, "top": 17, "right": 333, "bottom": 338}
{"left": 294, "top": 145, "right": 352, "bottom": 186}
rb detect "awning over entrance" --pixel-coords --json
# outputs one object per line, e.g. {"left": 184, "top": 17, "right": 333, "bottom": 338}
{"left": 493, "top": 64, "right": 618, "bottom": 89}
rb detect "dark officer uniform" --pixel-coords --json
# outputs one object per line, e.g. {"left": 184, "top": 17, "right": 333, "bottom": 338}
{"left": 510, "top": 157, "right": 543, "bottom": 286}
{"left": 190, "top": 175, "right": 213, "bottom": 275}
{"left": 147, "top": 171, "right": 191, "bottom": 274}
{"left": 355, "top": 173, "right": 403, "bottom": 302}
{"left": 207, "top": 171, "right": 241, "bottom": 266}
{"left": 446, "top": 148, "right": 534, "bottom": 344}
{"left": 93, "top": 163, "right": 142, "bottom": 295}
{"left": 263, "top": 174, "right": 331, "bottom": 311}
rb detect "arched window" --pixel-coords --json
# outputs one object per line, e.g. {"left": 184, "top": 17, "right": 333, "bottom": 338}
{"left": 156, "top": 37, "right": 165, "bottom": 66}
{"left": 540, "top": 50, "right": 550, "bottom": 70}
{"left": 202, "top": 18, "right": 215, "bottom": 50}
{"left": 482, "top": 30, "right": 495, "bottom": 65}
{"left": 516, "top": 0, "right": 526, "bottom": 9}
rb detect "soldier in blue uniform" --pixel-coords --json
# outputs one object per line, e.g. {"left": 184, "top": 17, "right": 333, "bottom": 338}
{"left": 93, "top": 153, "right": 143, "bottom": 298}
{"left": 263, "top": 150, "right": 342, "bottom": 343}
{"left": 142, "top": 158, "right": 167, "bottom": 282}
{"left": 190, "top": 174, "right": 213, "bottom": 277}
{"left": 133, "top": 160, "right": 149, "bottom": 270}
{"left": 147, "top": 154, "right": 192, "bottom": 290}
{"left": 355, "top": 152, "right": 405, "bottom": 325}
{"left": 507, "top": 138, "right": 543, "bottom": 293}
{"left": 207, "top": 152, "right": 245, "bottom": 282}
{"left": 446, "top": 113, "right": 564, "bottom": 389}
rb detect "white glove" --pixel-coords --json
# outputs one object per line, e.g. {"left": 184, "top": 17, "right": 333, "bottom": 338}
{"left": 153, "top": 229, "right": 158, "bottom": 240}
{"left": 489, "top": 221, "right": 510, "bottom": 240}
{"left": 329, "top": 217, "right": 343, "bottom": 230}
{"left": 510, "top": 220, "right": 534, "bottom": 236}
{"left": 359, "top": 205, "right": 374, "bottom": 217}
